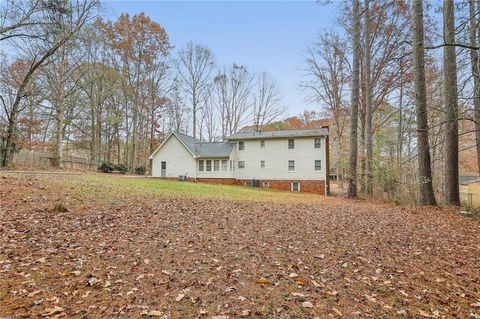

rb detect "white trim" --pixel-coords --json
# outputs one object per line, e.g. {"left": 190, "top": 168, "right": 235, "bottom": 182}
{"left": 149, "top": 132, "right": 196, "bottom": 159}
{"left": 291, "top": 182, "right": 300, "bottom": 192}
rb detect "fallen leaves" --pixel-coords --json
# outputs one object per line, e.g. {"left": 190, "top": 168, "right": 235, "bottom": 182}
{"left": 1, "top": 174, "right": 479, "bottom": 318}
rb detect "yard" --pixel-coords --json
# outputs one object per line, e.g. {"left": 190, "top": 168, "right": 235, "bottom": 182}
{"left": 1, "top": 172, "right": 479, "bottom": 318}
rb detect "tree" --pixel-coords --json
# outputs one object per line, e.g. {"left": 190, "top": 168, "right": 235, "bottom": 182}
{"left": 443, "top": 0, "right": 459, "bottom": 205}
{"left": 348, "top": 0, "right": 361, "bottom": 198}
{"left": 364, "top": 0, "right": 373, "bottom": 195}
{"left": 1, "top": 0, "right": 99, "bottom": 167}
{"left": 412, "top": 0, "right": 437, "bottom": 205}
{"left": 176, "top": 42, "right": 215, "bottom": 139}
{"left": 252, "top": 72, "right": 285, "bottom": 131}
{"left": 469, "top": 0, "right": 480, "bottom": 176}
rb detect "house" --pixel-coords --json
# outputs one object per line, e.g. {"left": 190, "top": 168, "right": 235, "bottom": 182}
{"left": 149, "top": 128, "right": 330, "bottom": 195}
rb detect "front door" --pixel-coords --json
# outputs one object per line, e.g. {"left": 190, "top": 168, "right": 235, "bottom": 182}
{"left": 161, "top": 161, "right": 166, "bottom": 177}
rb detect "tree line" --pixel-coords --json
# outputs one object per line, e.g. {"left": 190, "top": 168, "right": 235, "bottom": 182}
{"left": 0, "top": 0, "right": 286, "bottom": 171}
{"left": 303, "top": 0, "right": 479, "bottom": 205}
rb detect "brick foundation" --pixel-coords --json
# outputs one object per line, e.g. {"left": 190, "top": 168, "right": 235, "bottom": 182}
{"left": 155, "top": 177, "right": 326, "bottom": 195}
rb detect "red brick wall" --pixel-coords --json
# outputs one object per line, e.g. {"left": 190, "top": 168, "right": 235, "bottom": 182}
{"left": 195, "top": 178, "right": 238, "bottom": 185}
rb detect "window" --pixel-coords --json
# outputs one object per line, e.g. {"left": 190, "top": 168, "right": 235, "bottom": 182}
{"left": 263, "top": 181, "right": 269, "bottom": 188}
{"left": 288, "top": 139, "right": 295, "bottom": 149}
{"left": 291, "top": 182, "right": 300, "bottom": 192}
{"left": 314, "top": 138, "right": 322, "bottom": 149}
{"left": 199, "top": 160, "right": 204, "bottom": 172}
{"left": 222, "top": 160, "right": 228, "bottom": 171}
{"left": 288, "top": 160, "right": 295, "bottom": 171}
{"left": 206, "top": 160, "right": 212, "bottom": 172}
{"left": 315, "top": 160, "right": 322, "bottom": 171}
{"left": 260, "top": 140, "right": 265, "bottom": 148}
{"left": 238, "top": 141, "right": 245, "bottom": 150}
{"left": 260, "top": 160, "right": 265, "bottom": 169}
{"left": 238, "top": 161, "right": 245, "bottom": 169}
{"left": 214, "top": 160, "right": 220, "bottom": 171}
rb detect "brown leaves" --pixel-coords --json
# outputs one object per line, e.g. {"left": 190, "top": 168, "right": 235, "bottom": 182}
{"left": 1, "top": 175, "right": 480, "bottom": 318}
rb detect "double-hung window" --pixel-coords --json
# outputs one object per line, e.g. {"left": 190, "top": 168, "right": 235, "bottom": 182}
{"left": 238, "top": 141, "right": 245, "bottom": 151}
{"left": 221, "top": 160, "right": 228, "bottom": 171}
{"left": 288, "top": 160, "right": 295, "bottom": 171}
{"left": 314, "top": 160, "right": 322, "bottom": 171}
{"left": 199, "top": 160, "right": 204, "bottom": 172}
{"left": 314, "top": 138, "right": 321, "bottom": 149}
{"left": 206, "top": 160, "right": 212, "bottom": 172}
{"left": 214, "top": 160, "right": 220, "bottom": 171}
{"left": 260, "top": 140, "right": 265, "bottom": 148}
{"left": 260, "top": 160, "right": 265, "bottom": 169}
{"left": 288, "top": 139, "right": 295, "bottom": 149}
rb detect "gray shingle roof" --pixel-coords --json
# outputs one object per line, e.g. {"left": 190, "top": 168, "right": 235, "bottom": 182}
{"left": 174, "top": 132, "right": 234, "bottom": 158}
{"left": 226, "top": 128, "right": 329, "bottom": 140}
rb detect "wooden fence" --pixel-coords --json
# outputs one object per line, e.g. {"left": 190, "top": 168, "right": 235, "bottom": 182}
{"left": 12, "top": 149, "right": 97, "bottom": 171}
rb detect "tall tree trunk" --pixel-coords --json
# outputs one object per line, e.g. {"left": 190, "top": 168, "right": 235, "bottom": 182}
{"left": 348, "top": 0, "right": 361, "bottom": 198}
{"left": 470, "top": 0, "right": 480, "bottom": 176}
{"left": 412, "top": 0, "right": 437, "bottom": 205}
{"left": 365, "top": 0, "right": 373, "bottom": 196}
{"left": 443, "top": 0, "right": 460, "bottom": 205}
{"left": 397, "top": 58, "right": 404, "bottom": 164}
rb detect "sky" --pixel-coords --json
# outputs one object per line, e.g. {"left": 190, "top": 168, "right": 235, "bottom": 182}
{"left": 102, "top": 0, "right": 342, "bottom": 117}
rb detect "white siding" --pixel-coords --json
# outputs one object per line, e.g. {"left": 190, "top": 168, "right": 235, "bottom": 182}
{"left": 233, "top": 137, "right": 327, "bottom": 180}
{"left": 151, "top": 135, "right": 196, "bottom": 178}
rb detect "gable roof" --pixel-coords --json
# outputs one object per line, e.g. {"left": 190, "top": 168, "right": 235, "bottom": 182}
{"left": 226, "top": 128, "right": 329, "bottom": 140}
{"left": 149, "top": 131, "right": 234, "bottom": 159}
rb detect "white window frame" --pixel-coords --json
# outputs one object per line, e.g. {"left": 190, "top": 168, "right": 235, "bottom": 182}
{"left": 291, "top": 182, "right": 300, "bottom": 192}
{"left": 288, "top": 160, "right": 295, "bottom": 172}
{"left": 314, "top": 160, "right": 322, "bottom": 171}
{"left": 260, "top": 160, "right": 265, "bottom": 169}
{"left": 260, "top": 140, "right": 265, "bottom": 148}
{"left": 238, "top": 160, "right": 245, "bottom": 169}
{"left": 238, "top": 141, "right": 245, "bottom": 151}
{"left": 314, "top": 137, "right": 321, "bottom": 149}
{"left": 288, "top": 139, "right": 295, "bottom": 149}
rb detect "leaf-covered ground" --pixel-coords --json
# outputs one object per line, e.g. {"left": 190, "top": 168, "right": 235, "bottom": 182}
{"left": 1, "top": 173, "right": 479, "bottom": 319}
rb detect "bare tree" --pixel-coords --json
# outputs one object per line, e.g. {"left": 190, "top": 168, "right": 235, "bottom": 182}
{"left": 412, "top": 0, "right": 437, "bottom": 205}
{"left": 176, "top": 42, "right": 215, "bottom": 139}
{"left": 252, "top": 72, "right": 286, "bottom": 131}
{"left": 469, "top": 0, "right": 480, "bottom": 176}
{"left": 364, "top": 0, "right": 373, "bottom": 196}
{"left": 348, "top": 0, "right": 361, "bottom": 198}
{"left": 1, "top": 0, "right": 99, "bottom": 166}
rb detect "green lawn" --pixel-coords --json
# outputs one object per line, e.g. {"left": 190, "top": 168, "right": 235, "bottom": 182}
{"left": 33, "top": 173, "right": 326, "bottom": 203}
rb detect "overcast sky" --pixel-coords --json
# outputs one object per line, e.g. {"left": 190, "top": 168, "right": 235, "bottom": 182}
{"left": 103, "top": 0, "right": 342, "bottom": 117}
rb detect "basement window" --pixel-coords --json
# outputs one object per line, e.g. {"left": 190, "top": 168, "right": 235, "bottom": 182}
{"left": 291, "top": 182, "right": 300, "bottom": 192}
{"left": 263, "top": 181, "right": 269, "bottom": 188}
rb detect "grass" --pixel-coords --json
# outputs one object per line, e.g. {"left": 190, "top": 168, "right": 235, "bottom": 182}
{"left": 11, "top": 172, "right": 327, "bottom": 203}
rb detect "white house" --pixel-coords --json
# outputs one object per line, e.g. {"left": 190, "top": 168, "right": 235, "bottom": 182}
{"left": 149, "top": 128, "right": 330, "bottom": 195}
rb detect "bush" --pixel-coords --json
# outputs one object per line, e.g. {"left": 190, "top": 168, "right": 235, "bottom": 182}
{"left": 134, "top": 166, "right": 145, "bottom": 175}
{"left": 115, "top": 163, "right": 128, "bottom": 174}
{"left": 98, "top": 161, "right": 114, "bottom": 173}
